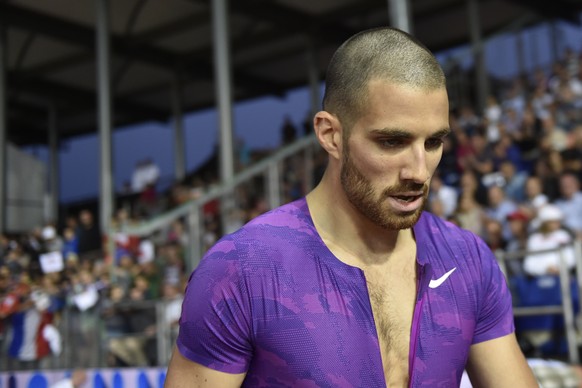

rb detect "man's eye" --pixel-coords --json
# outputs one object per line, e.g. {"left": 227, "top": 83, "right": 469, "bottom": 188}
{"left": 426, "top": 138, "right": 444, "bottom": 150}
{"left": 379, "top": 139, "right": 405, "bottom": 148}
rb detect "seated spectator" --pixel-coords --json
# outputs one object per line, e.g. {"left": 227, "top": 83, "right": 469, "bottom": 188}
{"left": 454, "top": 192, "right": 485, "bottom": 237}
{"left": 523, "top": 205, "right": 575, "bottom": 276}
{"left": 498, "top": 160, "right": 529, "bottom": 203}
{"left": 484, "top": 185, "right": 518, "bottom": 241}
{"left": 554, "top": 172, "right": 582, "bottom": 240}
{"left": 61, "top": 227, "right": 79, "bottom": 262}
{"left": 505, "top": 209, "right": 531, "bottom": 275}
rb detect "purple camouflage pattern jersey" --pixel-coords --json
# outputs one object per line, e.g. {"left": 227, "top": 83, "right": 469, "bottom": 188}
{"left": 177, "top": 198, "right": 514, "bottom": 387}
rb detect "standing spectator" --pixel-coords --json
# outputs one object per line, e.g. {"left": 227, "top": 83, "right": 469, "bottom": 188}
{"left": 554, "top": 172, "right": 582, "bottom": 239}
{"left": 42, "top": 226, "right": 63, "bottom": 253}
{"left": 76, "top": 210, "right": 102, "bottom": 263}
{"left": 0, "top": 282, "right": 54, "bottom": 370}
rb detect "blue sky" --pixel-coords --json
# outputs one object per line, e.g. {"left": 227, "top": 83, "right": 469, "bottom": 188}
{"left": 25, "top": 19, "right": 582, "bottom": 203}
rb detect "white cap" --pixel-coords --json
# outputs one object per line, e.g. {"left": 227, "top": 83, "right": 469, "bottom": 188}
{"left": 537, "top": 204, "right": 563, "bottom": 223}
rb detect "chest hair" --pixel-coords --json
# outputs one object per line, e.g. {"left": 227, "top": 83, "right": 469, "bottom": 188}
{"left": 366, "top": 266, "right": 417, "bottom": 386}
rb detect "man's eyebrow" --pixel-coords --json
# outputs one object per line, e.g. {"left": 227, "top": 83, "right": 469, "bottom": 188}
{"left": 369, "top": 128, "right": 451, "bottom": 138}
{"left": 431, "top": 128, "right": 452, "bottom": 138}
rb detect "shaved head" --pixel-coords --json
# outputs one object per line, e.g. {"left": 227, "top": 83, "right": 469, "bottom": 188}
{"left": 323, "top": 27, "right": 446, "bottom": 133}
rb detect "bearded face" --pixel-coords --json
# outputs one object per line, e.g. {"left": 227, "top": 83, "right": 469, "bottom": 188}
{"left": 340, "top": 142, "right": 428, "bottom": 230}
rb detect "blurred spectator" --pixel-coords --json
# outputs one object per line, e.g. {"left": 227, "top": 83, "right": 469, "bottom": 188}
{"left": 61, "top": 227, "right": 79, "bottom": 262}
{"left": 484, "top": 185, "right": 518, "bottom": 241}
{"left": 167, "top": 220, "right": 189, "bottom": 248}
{"left": 484, "top": 95, "right": 502, "bottom": 143}
{"left": 131, "top": 158, "right": 160, "bottom": 194}
{"left": 554, "top": 172, "right": 582, "bottom": 239}
{"left": 498, "top": 160, "right": 529, "bottom": 203}
{"left": 455, "top": 192, "right": 485, "bottom": 237}
{"left": 0, "top": 282, "right": 56, "bottom": 370}
{"left": 76, "top": 210, "right": 102, "bottom": 263}
{"left": 457, "top": 105, "right": 480, "bottom": 135}
{"left": 459, "top": 170, "right": 488, "bottom": 206}
{"left": 109, "top": 277, "right": 157, "bottom": 367}
{"left": 437, "top": 135, "right": 460, "bottom": 187}
{"left": 159, "top": 243, "right": 185, "bottom": 287}
{"left": 533, "top": 157, "right": 561, "bottom": 201}
{"left": 483, "top": 219, "right": 506, "bottom": 251}
{"left": 523, "top": 205, "right": 576, "bottom": 276}
{"left": 505, "top": 209, "right": 531, "bottom": 275}
{"left": 42, "top": 225, "right": 63, "bottom": 253}
{"left": 466, "top": 132, "right": 494, "bottom": 179}
{"left": 429, "top": 174, "right": 458, "bottom": 218}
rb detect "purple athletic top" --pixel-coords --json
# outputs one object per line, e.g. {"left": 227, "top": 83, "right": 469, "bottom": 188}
{"left": 177, "top": 198, "right": 514, "bottom": 387}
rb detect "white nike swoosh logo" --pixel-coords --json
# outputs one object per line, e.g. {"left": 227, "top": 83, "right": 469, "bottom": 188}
{"left": 429, "top": 267, "right": 457, "bottom": 289}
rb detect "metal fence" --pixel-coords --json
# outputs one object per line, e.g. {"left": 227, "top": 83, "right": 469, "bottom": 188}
{"left": 0, "top": 298, "right": 177, "bottom": 372}
{"left": 496, "top": 240, "right": 582, "bottom": 364}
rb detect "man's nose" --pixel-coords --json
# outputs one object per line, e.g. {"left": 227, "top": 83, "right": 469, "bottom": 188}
{"left": 399, "top": 148, "right": 430, "bottom": 184}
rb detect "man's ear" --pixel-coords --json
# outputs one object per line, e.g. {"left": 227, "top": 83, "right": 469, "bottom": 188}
{"left": 314, "top": 111, "right": 342, "bottom": 161}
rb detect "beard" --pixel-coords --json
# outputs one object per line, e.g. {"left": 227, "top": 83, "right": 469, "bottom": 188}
{"left": 340, "top": 145, "right": 428, "bottom": 230}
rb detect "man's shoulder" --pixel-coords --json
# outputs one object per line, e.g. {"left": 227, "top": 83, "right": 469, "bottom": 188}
{"left": 228, "top": 199, "right": 315, "bottom": 243}
{"left": 204, "top": 199, "right": 315, "bottom": 260}
{"left": 417, "top": 212, "right": 493, "bottom": 267}
{"left": 418, "top": 211, "right": 476, "bottom": 242}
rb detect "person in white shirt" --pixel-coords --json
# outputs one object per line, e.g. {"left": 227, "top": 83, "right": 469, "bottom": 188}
{"left": 523, "top": 204, "right": 576, "bottom": 276}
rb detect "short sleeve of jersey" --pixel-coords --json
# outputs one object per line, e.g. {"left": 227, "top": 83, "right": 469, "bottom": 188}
{"left": 471, "top": 234, "right": 515, "bottom": 344}
{"left": 176, "top": 238, "right": 253, "bottom": 373}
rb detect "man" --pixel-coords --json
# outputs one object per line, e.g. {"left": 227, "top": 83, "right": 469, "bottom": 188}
{"left": 166, "top": 27, "right": 536, "bottom": 387}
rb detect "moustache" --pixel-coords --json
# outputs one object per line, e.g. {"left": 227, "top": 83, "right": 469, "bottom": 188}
{"left": 382, "top": 183, "right": 428, "bottom": 197}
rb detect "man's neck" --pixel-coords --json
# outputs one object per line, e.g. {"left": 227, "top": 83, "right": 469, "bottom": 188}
{"left": 306, "top": 176, "right": 415, "bottom": 267}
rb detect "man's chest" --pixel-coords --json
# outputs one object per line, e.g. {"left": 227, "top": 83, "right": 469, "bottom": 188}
{"left": 365, "top": 267, "right": 418, "bottom": 387}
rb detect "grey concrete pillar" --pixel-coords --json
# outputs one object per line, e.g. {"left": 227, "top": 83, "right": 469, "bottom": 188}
{"left": 212, "top": 0, "right": 234, "bottom": 185}
{"left": 172, "top": 76, "right": 186, "bottom": 183}
{"left": 467, "top": 0, "right": 489, "bottom": 115}
{"left": 388, "top": 0, "right": 413, "bottom": 34}
{"left": 48, "top": 105, "right": 59, "bottom": 223}
{"left": 96, "top": 0, "right": 114, "bottom": 233}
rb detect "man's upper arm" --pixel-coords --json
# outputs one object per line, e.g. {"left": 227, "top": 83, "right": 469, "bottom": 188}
{"left": 465, "top": 333, "right": 538, "bottom": 387}
{"left": 165, "top": 347, "right": 246, "bottom": 388}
